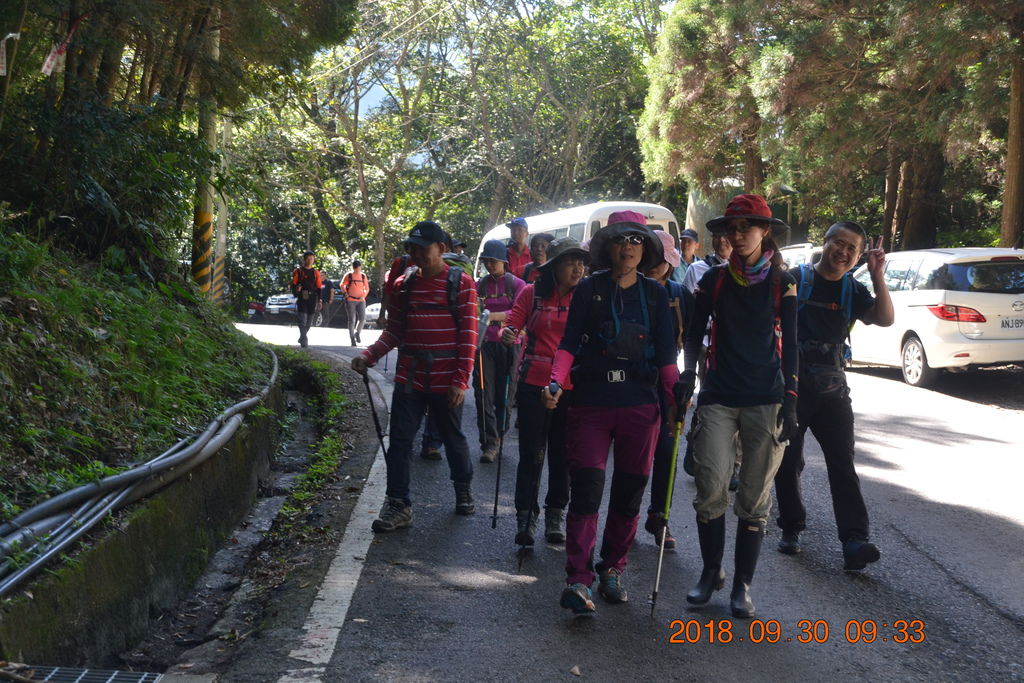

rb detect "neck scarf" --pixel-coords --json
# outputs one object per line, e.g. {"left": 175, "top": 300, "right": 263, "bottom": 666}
{"left": 727, "top": 249, "right": 774, "bottom": 286}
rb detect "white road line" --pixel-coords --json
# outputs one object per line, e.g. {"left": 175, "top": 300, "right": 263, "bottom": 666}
{"left": 279, "top": 367, "right": 391, "bottom": 683}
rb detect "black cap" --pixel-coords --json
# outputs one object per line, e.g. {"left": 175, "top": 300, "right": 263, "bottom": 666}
{"left": 404, "top": 221, "right": 447, "bottom": 248}
{"left": 353, "top": 260, "right": 362, "bottom": 268}
{"left": 303, "top": 250, "right": 315, "bottom": 257}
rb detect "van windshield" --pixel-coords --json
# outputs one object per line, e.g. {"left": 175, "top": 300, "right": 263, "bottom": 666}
{"left": 925, "top": 262, "right": 1024, "bottom": 294}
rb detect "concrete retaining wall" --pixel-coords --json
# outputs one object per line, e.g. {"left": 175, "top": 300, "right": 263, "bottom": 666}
{"left": 0, "top": 382, "right": 283, "bottom": 665}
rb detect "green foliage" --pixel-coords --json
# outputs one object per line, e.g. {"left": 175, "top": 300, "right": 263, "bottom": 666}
{"left": 0, "top": 232, "right": 269, "bottom": 524}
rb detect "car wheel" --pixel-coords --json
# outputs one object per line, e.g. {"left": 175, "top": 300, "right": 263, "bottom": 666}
{"left": 314, "top": 311, "right": 324, "bottom": 327}
{"left": 901, "top": 336, "right": 938, "bottom": 387}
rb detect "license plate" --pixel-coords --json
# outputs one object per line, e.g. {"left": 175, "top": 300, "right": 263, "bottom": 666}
{"left": 268, "top": 308, "right": 278, "bottom": 314}
{"left": 1000, "top": 317, "right": 1024, "bottom": 329}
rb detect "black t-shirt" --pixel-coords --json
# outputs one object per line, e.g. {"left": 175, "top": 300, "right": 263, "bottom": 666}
{"left": 795, "top": 267, "right": 874, "bottom": 366}
{"left": 687, "top": 265, "right": 797, "bottom": 407}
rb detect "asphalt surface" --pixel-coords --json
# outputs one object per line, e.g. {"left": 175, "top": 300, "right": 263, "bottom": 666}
{"left": 237, "top": 323, "right": 1024, "bottom": 682}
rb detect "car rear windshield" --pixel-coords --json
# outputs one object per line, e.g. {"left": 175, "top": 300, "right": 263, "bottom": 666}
{"left": 921, "top": 261, "right": 1024, "bottom": 294}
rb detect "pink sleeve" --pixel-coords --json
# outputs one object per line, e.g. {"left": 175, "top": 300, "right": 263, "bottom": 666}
{"left": 504, "top": 285, "right": 533, "bottom": 332}
{"left": 550, "top": 348, "right": 575, "bottom": 386}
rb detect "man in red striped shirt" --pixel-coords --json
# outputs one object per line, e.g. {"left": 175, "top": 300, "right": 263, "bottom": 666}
{"left": 351, "top": 221, "right": 479, "bottom": 532}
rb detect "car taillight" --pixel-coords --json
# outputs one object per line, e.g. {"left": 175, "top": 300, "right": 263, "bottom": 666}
{"left": 927, "top": 304, "right": 986, "bottom": 322}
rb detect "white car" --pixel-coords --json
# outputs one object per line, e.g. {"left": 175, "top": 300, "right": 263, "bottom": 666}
{"left": 780, "top": 242, "right": 823, "bottom": 270}
{"left": 849, "top": 247, "right": 1024, "bottom": 386}
{"left": 364, "top": 302, "right": 382, "bottom": 328}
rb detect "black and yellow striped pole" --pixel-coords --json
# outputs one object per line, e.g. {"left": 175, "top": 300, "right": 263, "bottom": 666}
{"left": 191, "top": 9, "right": 219, "bottom": 295}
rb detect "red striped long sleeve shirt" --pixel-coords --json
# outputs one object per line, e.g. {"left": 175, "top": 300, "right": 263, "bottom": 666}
{"left": 362, "top": 265, "right": 478, "bottom": 392}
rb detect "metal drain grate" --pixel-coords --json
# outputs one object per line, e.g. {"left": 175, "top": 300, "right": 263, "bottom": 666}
{"left": 22, "top": 668, "right": 163, "bottom": 682}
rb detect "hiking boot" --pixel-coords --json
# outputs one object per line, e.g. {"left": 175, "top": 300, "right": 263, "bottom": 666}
{"left": 420, "top": 446, "right": 442, "bottom": 461}
{"left": 687, "top": 515, "right": 726, "bottom": 605}
{"left": 645, "top": 512, "right": 676, "bottom": 551}
{"left": 842, "top": 540, "right": 880, "bottom": 571}
{"left": 778, "top": 530, "right": 802, "bottom": 555}
{"left": 371, "top": 497, "right": 412, "bottom": 533}
{"left": 479, "top": 445, "right": 498, "bottom": 463}
{"left": 454, "top": 481, "right": 475, "bottom": 515}
{"left": 515, "top": 510, "right": 537, "bottom": 546}
{"left": 560, "top": 583, "right": 596, "bottom": 615}
{"left": 597, "top": 567, "right": 628, "bottom": 604}
{"left": 544, "top": 508, "right": 565, "bottom": 544}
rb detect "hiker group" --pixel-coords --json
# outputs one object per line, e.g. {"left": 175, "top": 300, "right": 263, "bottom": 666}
{"left": 348, "top": 194, "right": 894, "bottom": 619}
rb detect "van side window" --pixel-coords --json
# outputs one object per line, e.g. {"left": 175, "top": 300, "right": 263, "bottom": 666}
{"left": 913, "top": 257, "right": 949, "bottom": 290}
{"left": 883, "top": 259, "right": 918, "bottom": 292}
{"left": 854, "top": 266, "right": 874, "bottom": 294}
{"left": 569, "top": 223, "right": 585, "bottom": 240}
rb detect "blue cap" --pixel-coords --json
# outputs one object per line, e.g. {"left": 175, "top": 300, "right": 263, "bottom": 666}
{"left": 480, "top": 239, "right": 509, "bottom": 262}
{"left": 506, "top": 216, "right": 528, "bottom": 229}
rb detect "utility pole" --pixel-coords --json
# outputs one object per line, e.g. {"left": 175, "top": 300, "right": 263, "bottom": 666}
{"left": 191, "top": 9, "right": 219, "bottom": 294}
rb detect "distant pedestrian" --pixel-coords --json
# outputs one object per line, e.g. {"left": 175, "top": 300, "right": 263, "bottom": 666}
{"left": 506, "top": 216, "right": 532, "bottom": 279}
{"left": 521, "top": 232, "right": 555, "bottom": 283}
{"left": 643, "top": 230, "right": 694, "bottom": 551}
{"left": 475, "top": 239, "right": 527, "bottom": 463}
{"left": 680, "top": 194, "right": 798, "bottom": 619}
{"left": 351, "top": 221, "right": 479, "bottom": 531}
{"left": 451, "top": 238, "right": 467, "bottom": 255}
{"left": 342, "top": 261, "right": 371, "bottom": 346}
{"left": 291, "top": 250, "right": 323, "bottom": 348}
{"left": 320, "top": 278, "right": 336, "bottom": 326}
{"left": 547, "top": 211, "right": 682, "bottom": 615}
{"left": 671, "top": 228, "right": 700, "bottom": 283}
{"left": 773, "top": 222, "right": 893, "bottom": 570}
{"left": 501, "top": 237, "right": 589, "bottom": 547}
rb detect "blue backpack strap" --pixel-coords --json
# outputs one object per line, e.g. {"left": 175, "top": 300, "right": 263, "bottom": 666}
{"left": 840, "top": 272, "right": 853, "bottom": 322}
{"left": 796, "top": 263, "right": 814, "bottom": 311}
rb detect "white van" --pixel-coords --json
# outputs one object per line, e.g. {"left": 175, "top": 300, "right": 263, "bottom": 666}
{"left": 475, "top": 201, "right": 680, "bottom": 276}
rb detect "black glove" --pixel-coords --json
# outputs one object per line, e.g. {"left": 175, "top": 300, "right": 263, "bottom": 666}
{"left": 778, "top": 394, "right": 798, "bottom": 443}
{"left": 674, "top": 370, "right": 697, "bottom": 409}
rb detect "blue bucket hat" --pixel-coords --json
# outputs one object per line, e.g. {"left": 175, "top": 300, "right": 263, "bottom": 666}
{"left": 480, "top": 239, "right": 509, "bottom": 262}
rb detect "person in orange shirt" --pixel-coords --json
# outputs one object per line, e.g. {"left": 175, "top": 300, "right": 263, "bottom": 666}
{"left": 342, "top": 260, "right": 371, "bottom": 346}
{"left": 291, "top": 250, "right": 323, "bottom": 348}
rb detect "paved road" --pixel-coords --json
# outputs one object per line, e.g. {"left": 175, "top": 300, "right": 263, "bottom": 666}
{"left": 236, "top": 323, "right": 1024, "bottom": 682}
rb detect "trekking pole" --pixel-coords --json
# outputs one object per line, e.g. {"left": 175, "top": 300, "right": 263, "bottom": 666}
{"left": 651, "top": 413, "right": 686, "bottom": 618}
{"left": 362, "top": 372, "right": 387, "bottom": 456}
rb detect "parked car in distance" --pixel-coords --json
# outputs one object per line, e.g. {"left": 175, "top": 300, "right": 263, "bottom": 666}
{"left": 364, "top": 301, "right": 382, "bottom": 328}
{"left": 849, "top": 247, "right": 1024, "bottom": 387}
{"left": 780, "top": 242, "right": 823, "bottom": 270}
{"left": 246, "top": 301, "right": 266, "bottom": 322}
{"left": 263, "top": 288, "right": 350, "bottom": 329}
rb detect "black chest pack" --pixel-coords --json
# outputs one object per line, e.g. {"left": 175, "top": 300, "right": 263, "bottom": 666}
{"left": 795, "top": 264, "right": 855, "bottom": 398}
{"left": 574, "top": 271, "right": 658, "bottom": 385}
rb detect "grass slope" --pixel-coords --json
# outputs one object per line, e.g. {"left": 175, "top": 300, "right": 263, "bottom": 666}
{"left": 0, "top": 232, "right": 270, "bottom": 524}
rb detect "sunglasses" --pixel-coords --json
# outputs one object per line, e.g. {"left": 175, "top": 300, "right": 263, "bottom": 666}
{"left": 611, "top": 233, "right": 644, "bottom": 245}
{"left": 721, "top": 219, "right": 762, "bottom": 235}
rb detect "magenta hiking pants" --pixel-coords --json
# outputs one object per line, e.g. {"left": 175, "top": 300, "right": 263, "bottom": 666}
{"left": 564, "top": 403, "right": 660, "bottom": 586}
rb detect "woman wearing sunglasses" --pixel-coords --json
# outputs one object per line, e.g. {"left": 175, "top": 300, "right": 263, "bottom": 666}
{"left": 677, "top": 194, "right": 798, "bottom": 619}
{"left": 545, "top": 211, "right": 682, "bottom": 615}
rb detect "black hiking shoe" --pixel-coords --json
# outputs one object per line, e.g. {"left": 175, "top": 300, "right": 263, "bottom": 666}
{"left": 778, "top": 530, "right": 802, "bottom": 555}
{"left": 544, "top": 508, "right": 565, "bottom": 544}
{"left": 645, "top": 512, "right": 676, "bottom": 550}
{"left": 372, "top": 497, "right": 412, "bottom": 533}
{"left": 420, "top": 446, "right": 442, "bottom": 461}
{"left": 454, "top": 482, "right": 475, "bottom": 515}
{"left": 843, "top": 540, "right": 880, "bottom": 571}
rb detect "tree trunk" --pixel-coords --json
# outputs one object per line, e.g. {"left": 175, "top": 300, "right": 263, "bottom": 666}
{"left": 191, "top": 11, "right": 219, "bottom": 295}
{"left": 892, "top": 159, "right": 915, "bottom": 250}
{"left": 1001, "top": 52, "right": 1024, "bottom": 249}
{"left": 0, "top": 0, "right": 29, "bottom": 135}
{"left": 742, "top": 137, "right": 764, "bottom": 192}
{"left": 882, "top": 141, "right": 900, "bottom": 252}
{"left": 901, "top": 142, "right": 945, "bottom": 251}
{"left": 486, "top": 173, "right": 509, "bottom": 230}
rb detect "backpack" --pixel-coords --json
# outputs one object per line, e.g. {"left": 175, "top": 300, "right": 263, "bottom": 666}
{"left": 707, "top": 264, "right": 784, "bottom": 370}
{"left": 398, "top": 264, "right": 465, "bottom": 337}
{"left": 794, "top": 263, "right": 855, "bottom": 365}
{"left": 477, "top": 272, "right": 517, "bottom": 305}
